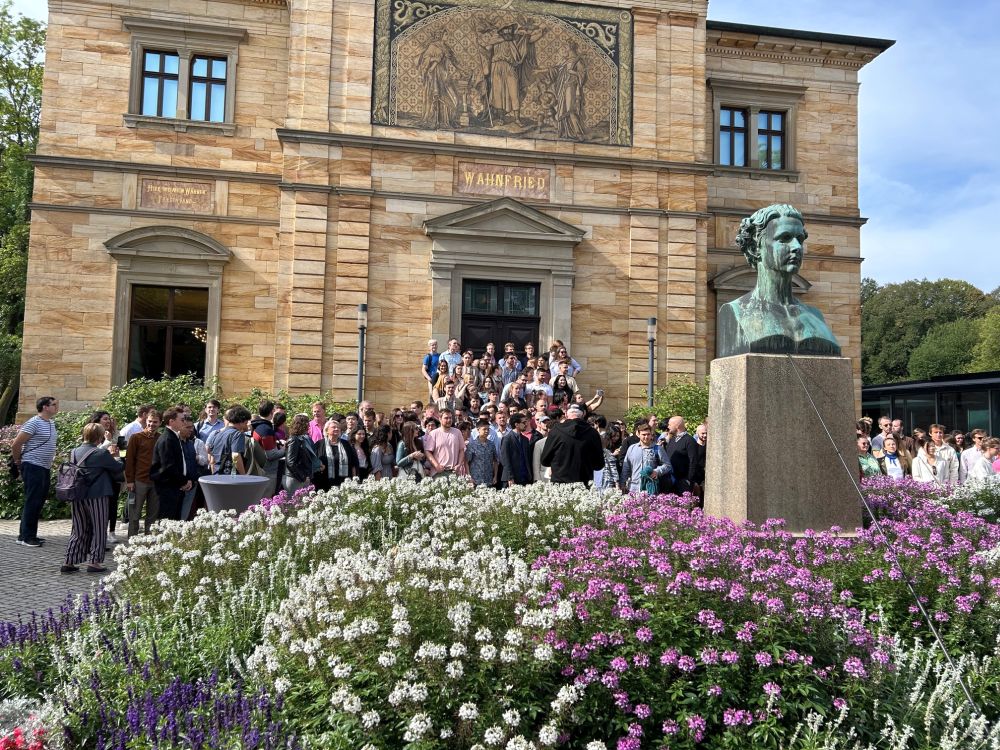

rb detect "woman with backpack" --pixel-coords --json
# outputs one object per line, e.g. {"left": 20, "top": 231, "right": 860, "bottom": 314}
{"left": 61, "top": 422, "right": 124, "bottom": 574}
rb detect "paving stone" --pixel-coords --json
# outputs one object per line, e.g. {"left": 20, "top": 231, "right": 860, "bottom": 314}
{"left": 0, "top": 519, "right": 120, "bottom": 623}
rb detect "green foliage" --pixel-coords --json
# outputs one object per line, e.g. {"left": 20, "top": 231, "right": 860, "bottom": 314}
{"left": 0, "top": 3, "right": 44, "bottom": 422}
{"left": 906, "top": 318, "right": 981, "bottom": 381}
{"left": 624, "top": 377, "right": 709, "bottom": 429}
{"left": 861, "top": 278, "right": 992, "bottom": 384}
{"left": 968, "top": 306, "right": 1000, "bottom": 373}
{"left": 99, "top": 374, "right": 220, "bottom": 425}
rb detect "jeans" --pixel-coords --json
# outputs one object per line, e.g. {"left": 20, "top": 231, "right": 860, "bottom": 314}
{"left": 19, "top": 461, "right": 50, "bottom": 542}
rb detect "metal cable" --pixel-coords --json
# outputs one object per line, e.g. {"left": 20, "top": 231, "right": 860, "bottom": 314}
{"left": 783, "top": 353, "right": 981, "bottom": 716}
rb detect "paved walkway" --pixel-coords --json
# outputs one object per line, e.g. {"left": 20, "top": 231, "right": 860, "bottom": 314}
{"left": 0, "top": 519, "right": 119, "bottom": 622}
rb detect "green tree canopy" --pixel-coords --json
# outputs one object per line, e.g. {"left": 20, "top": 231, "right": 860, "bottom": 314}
{"left": 0, "top": 2, "right": 44, "bottom": 421}
{"left": 861, "top": 278, "right": 992, "bottom": 384}
{"left": 906, "top": 318, "right": 982, "bottom": 381}
{"left": 968, "top": 306, "right": 1000, "bottom": 373}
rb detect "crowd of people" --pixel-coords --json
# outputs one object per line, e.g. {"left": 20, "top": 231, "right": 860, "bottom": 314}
{"left": 856, "top": 415, "right": 1000, "bottom": 485}
{"left": 22, "top": 339, "right": 998, "bottom": 578}
{"left": 11, "top": 338, "right": 712, "bottom": 576}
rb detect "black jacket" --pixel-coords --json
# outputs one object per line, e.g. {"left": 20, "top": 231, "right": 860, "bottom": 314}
{"left": 665, "top": 433, "right": 699, "bottom": 491}
{"left": 284, "top": 434, "right": 316, "bottom": 482}
{"left": 539, "top": 419, "right": 604, "bottom": 484}
{"left": 150, "top": 429, "right": 187, "bottom": 489}
{"left": 499, "top": 430, "right": 532, "bottom": 485}
{"left": 313, "top": 438, "right": 359, "bottom": 490}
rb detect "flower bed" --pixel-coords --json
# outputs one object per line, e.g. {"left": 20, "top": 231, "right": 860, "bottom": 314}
{"left": 0, "top": 477, "right": 998, "bottom": 748}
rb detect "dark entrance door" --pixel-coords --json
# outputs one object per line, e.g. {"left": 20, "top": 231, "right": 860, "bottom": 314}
{"left": 461, "top": 279, "right": 540, "bottom": 357}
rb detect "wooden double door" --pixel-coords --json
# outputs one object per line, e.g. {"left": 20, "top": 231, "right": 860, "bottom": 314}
{"left": 460, "top": 279, "right": 540, "bottom": 357}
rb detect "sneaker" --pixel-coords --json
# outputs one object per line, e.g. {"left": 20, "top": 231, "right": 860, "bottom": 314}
{"left": 107, "top": 533, "right": 120, "bottom": 545}
{"left": 17, "top": 538, "right": 43, "bottom": 547}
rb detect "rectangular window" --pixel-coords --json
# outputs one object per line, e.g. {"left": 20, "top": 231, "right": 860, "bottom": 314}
{"left": 140, "top": 50, "right": 179, "bottom": 118}
{"left": 129, "top": 285, "right": 208, "bottom": 380}
{"left": 124, "top": 18, "right": 247, "bottom": 133}
{"left": 757, "top": 110, "right": 785, "bottom": 170}
{"left": 718, "top": 107, "right": 747, "bottom": 167}
{"left": 189, "top": 55, "right": 227, "bottom": 122}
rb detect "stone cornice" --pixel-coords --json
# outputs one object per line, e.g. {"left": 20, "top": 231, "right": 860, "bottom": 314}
{"left": 29, "top": 154, "right": 282, "bottom": 185}
{"left": 29, "top": 202, "right": 279, "bottom": 226}
{"left": 706, "top": 21, "right": 892, "bottom": 70}
{"left": 276, "top": 129, "right": 715, "bottom": 176}
{"left": 709, "top": 206, "right": 867, "bottom": 228}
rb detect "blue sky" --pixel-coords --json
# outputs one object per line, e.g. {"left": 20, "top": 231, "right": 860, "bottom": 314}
{"left": 12, "top": 0, "right": 998, "bottom": 291}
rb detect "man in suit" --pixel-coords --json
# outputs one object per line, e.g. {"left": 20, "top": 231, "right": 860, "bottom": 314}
{"left": 150, "top": 407, "right": 193, "bottom": 521}
{"left": 499, "top": 412, "right": 532, "bottom": 486}
{"left": 315, "top": 419, "right": 358, "bottom": 490}
{"left": 662, "top": 415, "right": 699, "bottom": 495}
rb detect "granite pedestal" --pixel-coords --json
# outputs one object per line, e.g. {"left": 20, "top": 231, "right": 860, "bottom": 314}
{"left": 704, "top": 353, "right": 860, "bottom": 534}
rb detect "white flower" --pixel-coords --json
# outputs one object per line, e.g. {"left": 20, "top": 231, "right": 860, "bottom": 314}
{"left": 503, "top": 708, "right": 521, "bottom": 726}
{"left": 273, "top": 677, "right": 290, "bottom": 695}
{"left": 409, "top": 682, "right": 429, "bottom": 702}
{"left": 555, "top": 601, "right": 573, "bottom": 620}
{"left": 504, "top": 628, "right": 523, "bottom": 646}
{"left": 539, "top": 724, "right": 558, "bottom": 745}
{"left": 361, "top": 710, "right": 380, "bottom": 729}
{"left": 450, "top": 642, "right": 468, "bottom": 658}
{"left": 459, "top": 702, "right": 479, "bottom": 720}
{"left": 500, "top": 646, "right": 518, "bottom": 663}
{"left": 534, "top": 644, "right": 554, "bottom": 661}
{"left": 475, "top": 627, "right": 493, "bottom": 642}
{"left": 484, "top": 726, "right": 505, "bottom": 746}
{"left": 480, "top": 644, "right": 497, "bottom": 661}
{"left": 377, "top": 651, "right": 397, "bottom": 668}
{"left": 404, "top": 713, "right": 433, "bottom": 742}
{"left": 342, "top": 694, "right": 362, "bottom": 714}
{"left": 585, "top": 743, "right": 608, "bottom": 750}
{"left": 446, "top": 660, "right": 464, "bottom": 679}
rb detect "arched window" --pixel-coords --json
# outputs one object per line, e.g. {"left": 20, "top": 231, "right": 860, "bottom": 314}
{"left": 105, "top": 226, "right": 231, "bottom": 384}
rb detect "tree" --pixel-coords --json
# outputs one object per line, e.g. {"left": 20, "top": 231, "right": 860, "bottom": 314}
{"left": 968, "top": 307, "right": 1000, "bottom": 373}
{"left": 906, "top": 318, "right": 981, "bottom": 381}
{"left": 0, "top": 2, "right": 44, "bottom": 421}
{"left": 860, "top": 276, "right": 879, "bottom": 308}
{"left": 861, "top": 279, "right": 991, "bottom": 384}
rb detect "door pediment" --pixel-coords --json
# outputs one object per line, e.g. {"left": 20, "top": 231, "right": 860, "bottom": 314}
{"left": 424, "top": 198, "right": 585, "bottom": 245}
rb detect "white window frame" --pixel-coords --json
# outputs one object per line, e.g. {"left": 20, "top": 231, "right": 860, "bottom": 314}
{"left": 709, "top": 78, "right": 806, "bottom": 173}
{"left": 123, "top": 17, "right": 247, "bottom": 136}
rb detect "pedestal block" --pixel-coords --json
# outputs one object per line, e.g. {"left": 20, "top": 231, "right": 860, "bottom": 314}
{"left": 704, "top": 354, "right": 860, "bottom": 534}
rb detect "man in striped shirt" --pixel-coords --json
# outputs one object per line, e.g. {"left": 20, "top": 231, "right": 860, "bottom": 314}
{"left": 12, "top": 396, "right": 59, "bottom": 547}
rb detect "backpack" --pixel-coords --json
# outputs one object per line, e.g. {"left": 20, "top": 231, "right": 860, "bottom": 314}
{"left": 55, "top": 446, "right": 100, "bottom": 502}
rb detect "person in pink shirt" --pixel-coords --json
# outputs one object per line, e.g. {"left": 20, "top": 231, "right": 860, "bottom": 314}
{"left": 422, "top": 409, "right": 469, "bottom": 477}
{"left": 308, "top": 401, "right": 326, "bottom": 443}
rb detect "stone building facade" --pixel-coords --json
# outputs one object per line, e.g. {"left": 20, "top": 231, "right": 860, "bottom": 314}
{"left": 19, "top": 0, "right": 891, "bottom": 417}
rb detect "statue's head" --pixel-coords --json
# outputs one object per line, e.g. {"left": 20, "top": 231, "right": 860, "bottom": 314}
{"left": 735, "top": 204, "right": 807, "bottom": 271}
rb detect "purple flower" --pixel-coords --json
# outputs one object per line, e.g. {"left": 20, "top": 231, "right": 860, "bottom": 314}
{"left": 754, "top": 652, "right": 773, "bottom": 668}
{"left": 661, "top": 719, "right": 679, "bottom": 735}
{"left": 762, "top": 682, "right": 781, "bottom": 697}
{"left": 677, "top": 655, "right": 696, "bottom": 672}
{"left": 842, "top": 657, "right": 867, "bottom": 679}
{"left": 634, "top": 704, "right": 651, "bottom": 719}
{"left": 635, "top": 626, "right": 653, "bottom": 642}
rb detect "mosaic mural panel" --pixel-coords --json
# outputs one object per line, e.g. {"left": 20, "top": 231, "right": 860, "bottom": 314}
{"left": 372, "top": 0, "right": 633, "bottom": 146}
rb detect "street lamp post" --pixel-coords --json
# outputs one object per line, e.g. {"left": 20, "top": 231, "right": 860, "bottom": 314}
{"left": 357, "top": 303, "right": 368, "bottom": 404}
{"left": 647, "top": 317, "right": 656, "bottom": 408}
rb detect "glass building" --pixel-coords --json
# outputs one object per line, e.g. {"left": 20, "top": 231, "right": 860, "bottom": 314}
{"left": 862, "top": 371, "right": 1000, "bottom": 435}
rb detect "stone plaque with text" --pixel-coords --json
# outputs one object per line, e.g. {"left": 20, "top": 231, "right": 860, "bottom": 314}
{"left": 457, "top": 162, "right": 551, "bottom": 201}
{"left": 140, "top": 178, "right": 213, "bottom": 213}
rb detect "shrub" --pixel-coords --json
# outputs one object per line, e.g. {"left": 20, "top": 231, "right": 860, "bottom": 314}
{"left": 99, "top": 374, "right": 219, "bottom": 425}
{"left": 623, "top": 377, "right": 709, "bottom": 428}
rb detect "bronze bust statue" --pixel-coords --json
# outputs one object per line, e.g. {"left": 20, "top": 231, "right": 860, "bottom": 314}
{"left": 717, "top": 204, "right": 842, "bottom": 358}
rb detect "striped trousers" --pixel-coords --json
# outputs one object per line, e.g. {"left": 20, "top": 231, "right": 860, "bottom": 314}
{"left": 65, "top": 495, "right": 109, "bottom": 565}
